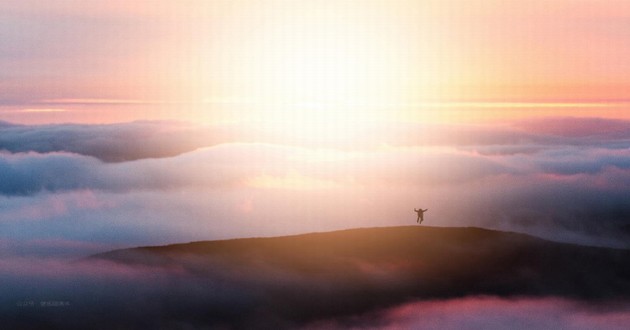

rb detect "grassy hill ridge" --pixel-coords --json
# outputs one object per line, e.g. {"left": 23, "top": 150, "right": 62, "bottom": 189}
{"left": 90, "top": 226, "right": 630, "bottom": 301}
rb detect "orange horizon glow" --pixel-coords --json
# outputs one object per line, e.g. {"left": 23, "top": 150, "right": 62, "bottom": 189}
{"left": 3, "top": 100, "right": 630, "bottom": 128}
{"left": 2, "top": 1, "right": 630, "bottom": 128}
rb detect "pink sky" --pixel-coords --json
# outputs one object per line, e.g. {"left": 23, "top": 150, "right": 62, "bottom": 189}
{"left": 1, "top": 1, "right": 630, "bottom": 124}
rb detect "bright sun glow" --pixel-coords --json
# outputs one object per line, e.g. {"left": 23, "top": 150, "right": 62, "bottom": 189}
{"left": 248, "top": 31, "right": 384, "bottom": 139}
{"left": 194, "top": 2, "right": 444, "bottom": 141}
{"left": 266, "top": 38, "right": 365, "bottom": 102}
{"left": 238, "top": 21, "right": 404, "bottom": 123}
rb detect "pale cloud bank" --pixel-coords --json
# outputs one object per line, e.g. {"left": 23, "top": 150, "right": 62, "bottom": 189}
{"left": 1, "top": 117, "right": 630, "bottom": 257}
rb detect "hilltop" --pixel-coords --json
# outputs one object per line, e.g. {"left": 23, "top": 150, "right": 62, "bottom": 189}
{"left": 92, "top": 226, "right": 630, "bottom": 303}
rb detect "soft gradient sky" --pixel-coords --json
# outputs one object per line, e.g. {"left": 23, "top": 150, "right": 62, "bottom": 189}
{"left": 2, "top": 0, "right": 630, "bottom": 125}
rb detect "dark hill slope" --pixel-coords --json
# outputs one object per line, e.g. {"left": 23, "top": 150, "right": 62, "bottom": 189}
{"left": 90, "top": 226, "right": 630, "bottom": 325}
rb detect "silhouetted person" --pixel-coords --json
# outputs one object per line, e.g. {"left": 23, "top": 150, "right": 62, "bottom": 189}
{"left": 414, "top": 208, "right": 428, "bottom": 224}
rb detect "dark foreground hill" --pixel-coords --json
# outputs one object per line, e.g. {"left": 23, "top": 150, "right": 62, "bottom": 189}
{"left": 87, "top": 226, "right": 630, "bottom": 327}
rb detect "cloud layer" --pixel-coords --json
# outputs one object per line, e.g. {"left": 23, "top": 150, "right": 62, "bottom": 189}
{"left": 1, "top": 117, "right": 630, "bottom": 251}
{"left": 310, "top": 297, "right": 630, "bottom": 330}
{"left": 0, "top": 120, "right": 219, "bottom": 162}
{"left": 1, "top": 117, "right": 630, "bottom": 328}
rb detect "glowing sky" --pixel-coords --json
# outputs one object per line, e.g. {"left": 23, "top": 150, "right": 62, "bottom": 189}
{"left": 2, "top": 0, "right": 630, "bottom": 125}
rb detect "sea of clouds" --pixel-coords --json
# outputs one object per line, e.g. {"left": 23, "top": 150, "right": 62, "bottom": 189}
{"left": 2, "top": 117, "right": 630, "bottom": 258}
{"left": 2, "top": 116, "right": 630, "bottom": 328}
